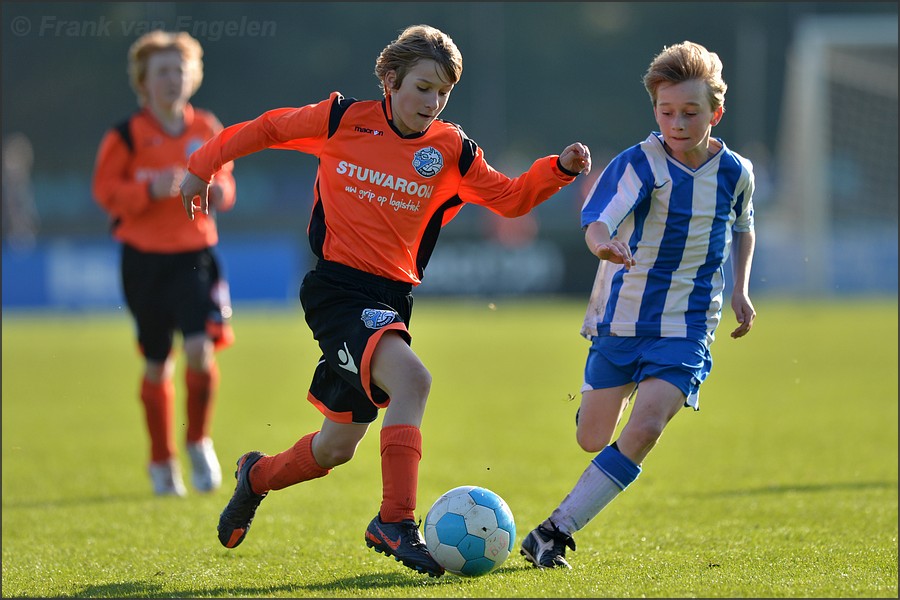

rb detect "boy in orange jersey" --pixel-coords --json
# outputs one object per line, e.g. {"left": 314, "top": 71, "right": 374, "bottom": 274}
{"left": 180, "top": 24, "right": 590, "bottom": 576}
{"left": 93, "top": 30, "right": 236, "bottom": 497}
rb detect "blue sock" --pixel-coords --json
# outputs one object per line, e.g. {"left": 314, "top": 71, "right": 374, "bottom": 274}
{"left": 592, "top": 443, "right": 641, "bottom": 489}
{"left": 547, "top": 445, "right": 641, "bottom": 536}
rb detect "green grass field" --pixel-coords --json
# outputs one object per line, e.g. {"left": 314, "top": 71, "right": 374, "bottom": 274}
{"left": 2, "top": 297, "right": 897, "bottom": 598}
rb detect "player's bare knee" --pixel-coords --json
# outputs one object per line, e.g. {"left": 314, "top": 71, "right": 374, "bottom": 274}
{"left": 183, "top": 335, "right": 213, "bottom": 370}
{"left": 403, "top": 363, "right": 432, "bottom": 402}
{"left": 576, "top": 428, "right": 610, "bottom": 453}
{"left": 579, "top": 438, "right": 607, "bottom": 454}
{"left": 625, "top": 420, "right": 665, "bottom": 451}
{"left": 316, "top": 442, "right": 357, "bottom": 468}
{"left": 144, "top": 358, "right": 174, "bottom": 382}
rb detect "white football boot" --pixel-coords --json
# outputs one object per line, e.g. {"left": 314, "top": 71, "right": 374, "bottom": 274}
{"left": 149, "top": 458, "right": 187, "bottom": 497}
{"left": 187, "top": 437, "right": 222, "bottom": 493}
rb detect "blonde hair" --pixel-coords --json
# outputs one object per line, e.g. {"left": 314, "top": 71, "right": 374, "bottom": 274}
{"left": 128, "top": 30, "right": 204, "bottom": 104}
{"left": 374, "top": 24, "right": 462, "bottom": 96}
{"left": 642, "top": 41, "right": 727, "bottom": 111}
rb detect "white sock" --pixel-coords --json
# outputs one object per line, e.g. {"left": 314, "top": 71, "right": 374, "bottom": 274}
{"left": 546, "top": 444, "right": 641, "bottom": 536}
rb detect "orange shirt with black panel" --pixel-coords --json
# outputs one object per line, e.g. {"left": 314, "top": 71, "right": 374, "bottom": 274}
{"left": 186, "top": 91, "right": 576, "bottom": 285}
{"left": 93, "top": 104, "right": 236, "bottom": 253}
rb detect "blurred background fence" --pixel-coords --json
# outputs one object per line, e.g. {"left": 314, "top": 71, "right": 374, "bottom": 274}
{"left": 2, "top": 2, "right": 897, "bottom": 310}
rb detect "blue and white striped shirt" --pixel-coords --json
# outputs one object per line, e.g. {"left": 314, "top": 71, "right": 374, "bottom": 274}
{"left": 580, "top": 133, "right": 754, "bottom": 345}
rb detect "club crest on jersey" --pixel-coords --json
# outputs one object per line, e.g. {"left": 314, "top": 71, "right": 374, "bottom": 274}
{"left": 185, "top": 138, "right": 204, "bottom": 159}
{"left": 412, "top": 147, "right": 443, "bottom": 178}
{"left": 361, "top": 308, "right": 397, "bottom": 329}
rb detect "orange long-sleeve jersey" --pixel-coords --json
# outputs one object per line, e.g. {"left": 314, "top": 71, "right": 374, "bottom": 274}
{"left": 93, "top": 104, "right": 235, "bottom": 253}
{"left": 188, "top": 91, "right": 576, "bottom": 285}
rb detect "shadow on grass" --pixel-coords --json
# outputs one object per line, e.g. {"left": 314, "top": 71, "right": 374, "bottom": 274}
{"left": 300, "top": 571, "right": 456, "bottom": 592}
{"left": 73, "top": 579, "right": 302, "bottom": 598}
{"left": 698, "top": 480, "right": 896, "bottom": 497}
{"left": 72, "top": 572, "right": 453, "bottom": 598}
{"left": 71, "top": 563, "right": 529, "bottom": 597}
{"left": 298, "top": 562, "right": 528, "bottom": 594}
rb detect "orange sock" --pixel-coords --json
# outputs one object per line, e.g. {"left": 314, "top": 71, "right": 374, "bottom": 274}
{"left": 379, "top": 424, "right": 422, "bottom": 523}
{"left": 140, "top": 377, "right": 176, "bottom": 463}
{"left": 249, "top": 432, "right": 330, "bottom": 494}
{"left": 185, "top": 362, "right": 218, "bottom": 443}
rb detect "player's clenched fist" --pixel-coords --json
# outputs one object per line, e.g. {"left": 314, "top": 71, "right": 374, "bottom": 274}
{"left": 559, "top": 142, "right": 591, "bottom": 176}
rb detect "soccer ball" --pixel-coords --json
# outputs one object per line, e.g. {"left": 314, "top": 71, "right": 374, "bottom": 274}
{"left": 423, "top": 485, "right": 516, "bottom": 577}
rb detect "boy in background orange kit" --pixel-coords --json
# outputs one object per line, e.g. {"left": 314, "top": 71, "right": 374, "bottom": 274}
{"left": 93, "top": 30, "right": 236, "bottom": 497}
{"left": 181, "top": 24, "right": 591, "bottom": 576}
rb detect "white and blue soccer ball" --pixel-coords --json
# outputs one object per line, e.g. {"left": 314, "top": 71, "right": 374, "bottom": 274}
{"left": 423, "top": 485, "right": 516, "bottom": 577}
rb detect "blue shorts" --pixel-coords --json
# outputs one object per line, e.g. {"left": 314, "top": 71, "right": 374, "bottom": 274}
{"left": 582, "top": 335, "right": 712, "bottom": 410}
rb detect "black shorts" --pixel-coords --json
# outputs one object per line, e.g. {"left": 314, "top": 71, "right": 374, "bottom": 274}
{"left": 299, "top": 260, "right": 413, "bottom": 424}
{"left": 121, "top": 244, "right": 231, "bottom": 362}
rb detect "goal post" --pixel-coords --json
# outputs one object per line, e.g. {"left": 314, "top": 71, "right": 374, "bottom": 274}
{"left": 774, "top": 14, "right": 898, "bottom": 294}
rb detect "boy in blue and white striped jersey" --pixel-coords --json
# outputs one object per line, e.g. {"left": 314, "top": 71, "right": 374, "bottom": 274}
{"left": 521, "top": 41, "right": 757, "bottom": 569}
